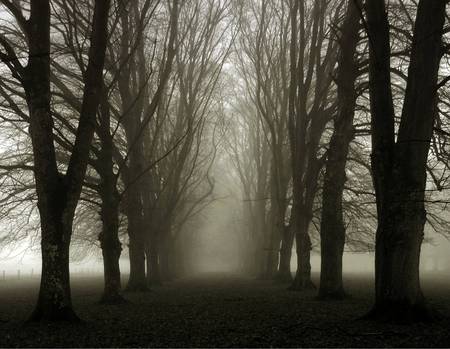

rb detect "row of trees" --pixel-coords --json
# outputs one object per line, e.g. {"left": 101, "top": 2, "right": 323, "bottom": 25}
{"left": 0, "top": 0, "right": 449, "bottom": 324}
{"left": 0, "top": 0, "right": 233, "bottom": 321}
{"left": 228, "top": 0, "right": 450, "bottom": 322}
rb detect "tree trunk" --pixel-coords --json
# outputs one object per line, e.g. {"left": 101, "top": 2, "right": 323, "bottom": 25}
{"left": 99, "top": 194, "right": 124, "bottom": 303}
{"left": 254, "top": 202, "right": 268, "bottom": 278}
{"left": 30, "top": 216, "right": 78, "bottom": 321}
{"left": 121, "top": 149, "right": 148, "bottom": 292}
{"left": 261, "top": 153, "right": 287, "bottom": 279}
{"left": 127, "top": 236, "right": 148, "bottom": 291}
{"left": 275, "top": 224, "right": 294, "bottom": 283}
{"left": 290, "top": 215, "right": 315, "bottom": 290}
{"left": 367, "top": 181, "right": 429, "bottom": 322}
{"left": 264, "top": 227, "right": 281, "bottom": 279}
{"left": 98, "top": 93, "right": 125, "bottom": 304}
{"left": 318, "top": 0, "right": 360, "bottom": 300}
{"left": 122, "top": 149, "right": 148, "bottom": 292}
{"left": 100, "top": 239, "right": 123, "bottom": 304}
{"left": 126, "top": 202, "right": 148, "bottom": 291}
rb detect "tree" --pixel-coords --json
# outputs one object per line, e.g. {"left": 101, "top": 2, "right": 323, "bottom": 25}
{"left": 236, "top": 0, "right": 292, "bottom": 280}
{"left": 365, "top": 0, "right": 446, "bottom": 322}
{"left": 318, "top": 0, "right": 361, "bottom": 300}
{"left": 288, "top": 0, "right": 341, "bottom": 290}
{"left": 0, "top": 0, "right": 110, "bottom": 320}
{"left": 225, "top": 88, "right": 271, "bottom": 276}
{"left": 113, "top": 0, "right": 179, "bottom": 291}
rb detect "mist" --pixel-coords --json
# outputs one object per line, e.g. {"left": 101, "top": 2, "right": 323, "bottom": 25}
{"left": 2, "top": 0, "right": 450, "bottom": 347}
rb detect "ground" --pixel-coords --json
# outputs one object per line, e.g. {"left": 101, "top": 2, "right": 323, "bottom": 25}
{"left": 1, "top": 272, "right": 450, "bottom": 347}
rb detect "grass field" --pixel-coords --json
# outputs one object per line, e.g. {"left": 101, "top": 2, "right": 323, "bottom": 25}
{"left": 1, "top": 272, "right": 450, "bottom": 347}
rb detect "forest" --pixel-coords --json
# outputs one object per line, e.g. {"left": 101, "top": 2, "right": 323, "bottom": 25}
{"left": 1, "top": 0, "right": 450, "bottom": 347}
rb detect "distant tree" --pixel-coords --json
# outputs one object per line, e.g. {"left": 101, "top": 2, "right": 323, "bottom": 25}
{"left": 236, "top": 0, "right": 292, "bottom": 280}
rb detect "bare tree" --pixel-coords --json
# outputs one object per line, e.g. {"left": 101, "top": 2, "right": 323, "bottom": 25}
{"left": 0, "top": 0, "right": 110, "bottom": 320}
{"left": 288, "top": 0, "right": 341, "bottom": 290}
{"left": 318, "top": 0, "right": 361, "bottom": 300}
{"left": 365, "top": 0, "right": 446, "bottom": 322}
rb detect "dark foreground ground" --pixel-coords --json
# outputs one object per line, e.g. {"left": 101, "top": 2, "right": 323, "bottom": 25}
{"left": 1, "top": 272, "right": 450, "bottom": 347}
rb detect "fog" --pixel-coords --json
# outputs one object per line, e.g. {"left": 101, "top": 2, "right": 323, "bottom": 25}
{"left": 3, "top": 190, "right": 450, "bottom": 280}
{"left": 3, "top": 0, "right": 450, "bottom": 346}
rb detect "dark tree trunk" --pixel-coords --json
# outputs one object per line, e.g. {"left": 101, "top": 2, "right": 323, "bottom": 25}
{"left": 264, "top": 228, "right": 281, "bottom": 279}
{"left": 290, "top": 216, "right": 315, "bottom": 291}
{"left": 122, "top": 157, "right": 148, "bottom": 292}
{"left": 275, "top": 224, "right": 294, "bottom": 283}
{"left": 100, "top": 232, "right": 123, "bottom": 304}
{"left": 365, "top": 0, "right": 445, "bottom": 322}
{"left": 318, "top": 0, "right": 360, "bottom": 300}
{"left": 126, "top": 219, "right": 148, "bottom": 291}
{"left": 125, "top": 186, "right": 148, "bottom": 291}
{"left": 121, "top": 133, "right": 148, "bottom": 291}
{"left": 263, "top": 164, "right": 287, "bottom": 279}
{"left": 99, "top": 183, "right": 124, "bottom": 303}
{"left": 30, "top": 216, "right": 78, "bottom": 321}
{"left": 369, "top": 179, "right": 429, "bottom": 322}
{"left": 254, "top": 206, "right": 269, "bottom": 278}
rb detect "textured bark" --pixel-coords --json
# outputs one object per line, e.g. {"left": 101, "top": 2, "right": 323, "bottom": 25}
{"left": 30, "top": 217, "right": 78, "bottom": 321}
{"left": 318, "top": 0, "right": 360, "bottom": 300}
{"left": 365, "top": 0, "right": 445, "bottom": 322}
